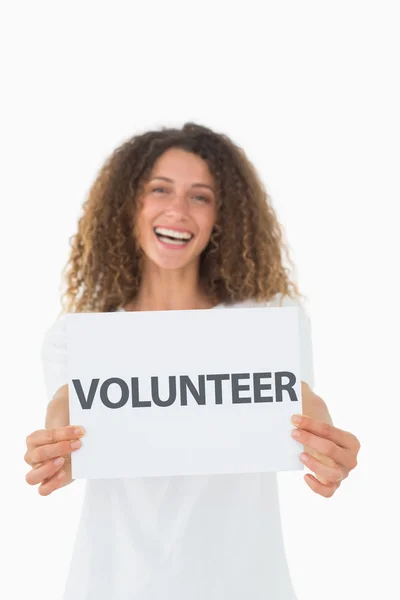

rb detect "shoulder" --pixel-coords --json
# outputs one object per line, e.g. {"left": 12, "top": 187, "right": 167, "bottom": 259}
{"left": 40, "top": 314, "right": 70, "bottom": 404}
{"left": 42, "top": 313, "right": 67, "bottom": 340}
{"left": 218, "top": 293, "right": 307, "bottom": 310}
{"left": 41, "top": 314, "right": 68, "bottom": 360}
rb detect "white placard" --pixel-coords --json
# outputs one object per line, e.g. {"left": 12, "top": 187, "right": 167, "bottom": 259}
{"left": 66, "top": 307, "right": 305, "bottom": 479}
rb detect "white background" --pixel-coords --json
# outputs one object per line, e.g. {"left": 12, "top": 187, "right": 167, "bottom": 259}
{"left": 2, "top": 2, "right": 399, "bottom": 599}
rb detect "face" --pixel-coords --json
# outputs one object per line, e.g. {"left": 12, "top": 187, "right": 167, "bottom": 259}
{"left": 135, "top": 148, "right": 217, "bottom": 272}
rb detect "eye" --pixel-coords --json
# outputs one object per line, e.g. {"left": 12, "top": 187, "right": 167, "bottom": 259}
{"left": 151, "top": 187, "right": 210, "bottom": 203}
{"left": 193, "top": 195, "right": 210, "bottom": 203}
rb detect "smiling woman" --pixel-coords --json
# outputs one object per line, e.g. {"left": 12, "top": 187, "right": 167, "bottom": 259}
{"left": 24, "top": 122, "right": 360, "bottom": 600}
{"left": 56, "top": 122, "right": 303, "bottom": 314}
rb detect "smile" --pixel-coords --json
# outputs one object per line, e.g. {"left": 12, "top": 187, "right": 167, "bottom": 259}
{"left": 154, "top": 226, "right": 194, "bottom": 247}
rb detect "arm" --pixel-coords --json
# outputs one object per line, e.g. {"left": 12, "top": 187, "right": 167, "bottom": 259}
{"left": 45, "top": 384, "right": 70, "bottom": 429}
{"left": 301, "top": 381, "right": 333, "bottom": 426}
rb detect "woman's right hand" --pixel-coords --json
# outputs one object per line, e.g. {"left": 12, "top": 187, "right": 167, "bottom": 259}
{"left": 24, "top": 425, "right": 85, "bottom": 496}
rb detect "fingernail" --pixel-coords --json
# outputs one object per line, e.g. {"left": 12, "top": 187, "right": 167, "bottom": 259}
{"left": 71, "top": 440, "right": 82, "bottom": 449}
{"left": 54, "top": 457, "right": 64, "bottom": 466}
{"left": 291, "top": 429, "right": 301, "bottom": 438}
{"left": 291, "top": 415, "right": 302, "bottom": 425}
{"left": 74, "top": 427, "right": 85, "bottom": 436}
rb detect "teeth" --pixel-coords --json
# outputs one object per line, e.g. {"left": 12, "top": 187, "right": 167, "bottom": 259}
{"left": 157, "top": 236, "right": 188, "bottom": 245}
{"left": 154, "top": 227, "right": 193, "bottom": 241}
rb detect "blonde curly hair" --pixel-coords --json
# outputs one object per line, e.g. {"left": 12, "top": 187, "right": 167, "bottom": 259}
{"left": 60, "top": 122, "right": 304, "bottom": 314}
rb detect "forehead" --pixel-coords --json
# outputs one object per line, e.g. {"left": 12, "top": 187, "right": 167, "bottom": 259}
{"left": 149, "top": 148, "right": 214, "bottom": 184}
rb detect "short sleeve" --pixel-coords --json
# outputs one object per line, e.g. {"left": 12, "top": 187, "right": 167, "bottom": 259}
{"left": 269, "top": 293, "right": 315, "bottom": 389}
{"left": 40, "top": 315, "right": 68, "bottom": 404}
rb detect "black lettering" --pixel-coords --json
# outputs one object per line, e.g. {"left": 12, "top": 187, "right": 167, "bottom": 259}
{"left": 151, "top": 376, "right": 177, "bottom": 407}
{"left": 253, "top": 372, "right": 273, "bottom": 402}
{"left": 131, "top": 377, "right": 151, "bottom": 407}
{"left": 206, "top": 374, "right": 230, "bottom": 404}
{"left": 72, "top": 378, "right": 100, "bottom": 410}
{"left": 180, "top": 375, "right": 206, "bottom": 406}
{"left": 100, "top": 377, "right": 129, "bottom": 408}
{"left": 231, "top": 373, "right": 251, "bottom": 404}
{"left": 275, "top": 371, "right": 298, "bottom": 402}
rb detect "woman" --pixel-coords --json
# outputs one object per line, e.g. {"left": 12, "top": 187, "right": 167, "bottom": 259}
{"left": 24, "top": 122, "right": 360, "bottom": 599}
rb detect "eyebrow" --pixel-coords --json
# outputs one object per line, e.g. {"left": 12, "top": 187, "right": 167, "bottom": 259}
{"left": 149, "top": 176, "right": 215, "bottom": 193}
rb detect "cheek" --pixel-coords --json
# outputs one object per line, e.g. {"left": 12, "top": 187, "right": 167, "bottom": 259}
{"left": 135, "top": 199, "right": 157, "bottom": 239}
{"left": 199, "top": 208, "right": 216, "bottom": 238}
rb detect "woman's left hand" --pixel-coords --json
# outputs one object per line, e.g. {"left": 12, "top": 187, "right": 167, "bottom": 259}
{"left": 290, "top": 414, "right": 360, "bottom": 498}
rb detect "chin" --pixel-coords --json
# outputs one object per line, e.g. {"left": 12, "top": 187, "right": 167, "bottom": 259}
{"left": 140, "top": 247, "right": 192, "bottom": 271}
{"left": 152, "top": 257, "right": 198, "bottom": 271}
{"left": 141, "top": 238, "right": 203, "bottom": 269}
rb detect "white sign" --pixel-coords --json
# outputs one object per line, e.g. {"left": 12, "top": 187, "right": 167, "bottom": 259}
{"left": 66, "top": 306, "right": 305, "bottom": 479}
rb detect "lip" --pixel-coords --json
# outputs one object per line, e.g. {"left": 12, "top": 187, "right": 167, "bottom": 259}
{"left": 154, "top": 236, "right": 193, "bottom": 250}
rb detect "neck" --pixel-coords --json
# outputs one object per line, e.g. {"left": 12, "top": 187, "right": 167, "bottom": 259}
{"left": 124, "top": 262, "right": 216, "bottom": 312}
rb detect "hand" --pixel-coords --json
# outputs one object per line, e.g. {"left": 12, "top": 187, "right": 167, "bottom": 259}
{"left": 24, "top": 425, "right": 85, "bottom": 496}
{"left": 290, "top": 414, "right": 360, "bottom": 498}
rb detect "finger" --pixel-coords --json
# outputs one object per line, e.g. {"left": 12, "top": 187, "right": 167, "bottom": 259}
{"left": 38, "top": 469, "right": 66, "bottom": 496}
{"left": 300, "top": 452, "right": 346, "bottom": 484}
{"left": 26, "top": 425, "right": 85, "bottom": 452}
{"left": 27, "top": 438, "right": 82, "bottom": 467}
{"left": 304, "top": 473, "right": 341, "bottom": 498}
{"left": 292, "top": 415, "right": 360, "bottom": 452}
{"left": 25, "top": 457, "right": 65, "bottom": 486}
{"left": 292, "top": 428, "right": 355, "bottom": 470}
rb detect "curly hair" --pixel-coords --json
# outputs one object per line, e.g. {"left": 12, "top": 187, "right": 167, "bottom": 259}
{"left": 60, "top": 122, "right": 304, "bottom": 314}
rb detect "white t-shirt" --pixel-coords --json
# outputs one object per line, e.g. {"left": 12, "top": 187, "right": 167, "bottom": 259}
{"left": 41, "top": 294, "right": 314, "bottom": 600}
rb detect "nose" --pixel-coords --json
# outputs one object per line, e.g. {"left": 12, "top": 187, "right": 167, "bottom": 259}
{"left": 164, "top": 190, "right": 190, "bottom": 217}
